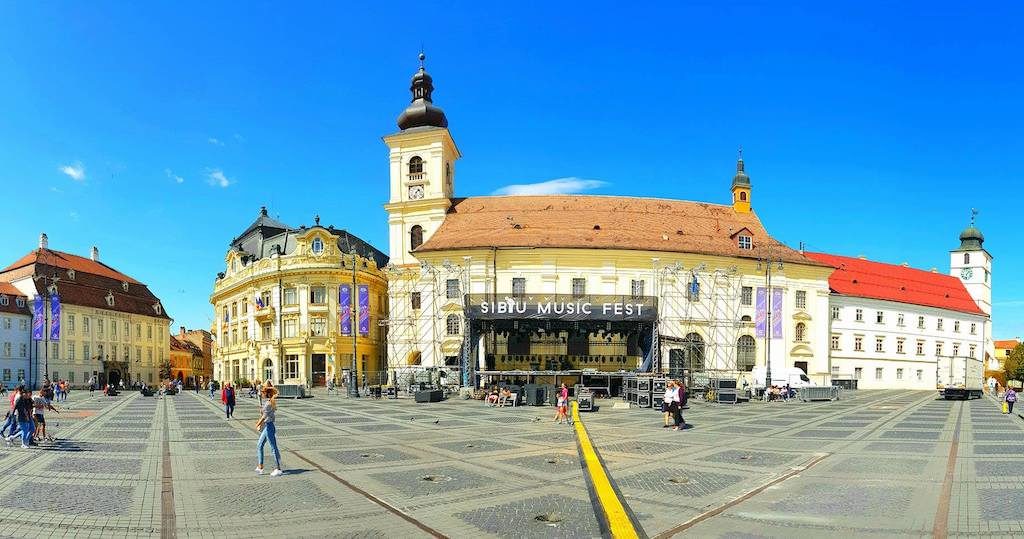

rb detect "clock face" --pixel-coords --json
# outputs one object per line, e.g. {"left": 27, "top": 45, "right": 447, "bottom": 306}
{"left": 408, "top": 185, "right": 424, "bottom": 200}
{"left": 960, "top": 267, "right": 973, "bottom": 280}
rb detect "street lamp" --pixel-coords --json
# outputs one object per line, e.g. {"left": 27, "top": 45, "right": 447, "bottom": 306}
{"left": 756, "top": 246, "right": 785, "bottom": 396}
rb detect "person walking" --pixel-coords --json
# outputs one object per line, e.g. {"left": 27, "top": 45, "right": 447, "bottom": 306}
{"left": 209, "top": 380, "right": 216, "bottom": 399}
{"left": 89, "top": 376, "right": 96, "bottom": 394}
{"left": 1, "top": 384, "right": 20, "bottom": 439}
{"left": 1006, "top": 388, "right": 1017, "bottom": 414}
{"left": 6, "top": 387, "right": 35, "bottom": 448}
{"left": 661, "top": 381, "right": 675, "bottom": 428}
{"left": 222, "top": 382, "right": 236, "bottom": 419}
{"left": 255, "top": 386, "right": 283, "bottom": 477}
{"left": 673, "top": 379, "right": 687, "bottom": 430}
{"left": 32, "top": 390, "right": 58, "bottom": 442}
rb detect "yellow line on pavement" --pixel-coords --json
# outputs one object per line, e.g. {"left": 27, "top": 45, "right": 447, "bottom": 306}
{"left": 572, "top": 401, "right": 641, "bottom": 539}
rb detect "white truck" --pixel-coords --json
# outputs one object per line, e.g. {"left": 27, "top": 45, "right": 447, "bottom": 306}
{"left": 936, "top": 354, "right": 983, "bottom": 399}
{"left": 751, "top": 366, "right": 812, "bottom": 389}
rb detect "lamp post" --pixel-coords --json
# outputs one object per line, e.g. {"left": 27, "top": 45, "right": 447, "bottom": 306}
{"left": 756, "top": 246, "right": 784, "bottom": 394}
{"left": 348, "top": 249, "right": 360, "bottom": 397}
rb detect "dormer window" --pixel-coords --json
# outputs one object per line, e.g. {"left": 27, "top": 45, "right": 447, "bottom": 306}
{"left": 311, "top": 238, "right": 324, "bottom": 255}
{"left": 409, "top": 156, "right": 423, "bottom": 174}
{"left": 738, "top": 235, "right": 752, "bottom": 250}
{"left": 0, "top": 295, "right": 7, "bottom": 306}
{"left": 16, "top": 297, "right": 25, "bottom": 308}
{"left": 122, "top": 281, "right": 129, "bottom": 292}
{"left": 154, "top": 303, "right": 162, "bottom": 315}
{"left": 105, "top": 291, "right": 115, "bottom": 307}
{"left": 67, "top": 269, "right": 75, "bottom": 280}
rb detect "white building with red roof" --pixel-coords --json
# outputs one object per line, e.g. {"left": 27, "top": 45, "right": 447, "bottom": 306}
{"left": 805, "top": 224, "right": 990, "bottom": 390}
{"left": 0, "top": 281, "right": 32, "bottom": 388}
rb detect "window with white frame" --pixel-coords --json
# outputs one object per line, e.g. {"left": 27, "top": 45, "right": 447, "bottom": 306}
{"left": 918, "top": 316, "right": 925, "bottom": 329}
{"left": 84, "top": 344, "right": 91, "bottom": 361}
{"left": 970, "top": 323, "right": 977, "bottom": 335}
{"left": 2, "top": 342, "right": 9, "bottom": 357}
{"left": 261, "top": 323, "right": 272, "bottom": 340}
{"left": 67, "top": 342, "right": 75, "bottom": 360}
{"left": 954, "top": 321, "right": 960, "bottom": 333}
{"left": 795, "top": 290, "right": 807, "bottom": 309}
{"left": 571, "top": 278, "right": 586, "bottom": 297}
{"left": 897, "top": 338, "right": 905, "bottom": 354}
{"left": 830, "top": 334, "right": 840, "bottom": 350}
{"left": 446, "top": 279, "right": 461, "bottom": 299}
{"left": 19, "top": 319, "right": 27, "bottom": 331}
{"left": 896, "top": 368, "right": 904, "bottom": 380}
{"left": 916, "top": 369, "right": 923, "bottom": 381}
{"left": 630, "top": 279, "right": 645, "bottom": 298}
{"left": 937, "top": 318, "right": 944, "bottom": 331}
{"left": 969, "top": 344, "right": 977, "bottom": 358}
{"left": 854, "top": 336, "right": 863, "bottom": 351}
{"left": 283, "top": 319, "right": 297, "bottom": 338}
{"left": 310, "top": 286, "right": 327, "bottom": 305}
{"left": 897, "top": 313, "right": 905, "bottom": 327}
{"left": 952, "top": 343, "right": 960, "bottom": 356}
{"left": 83, "top": 317, "right": 90, "bottom": 335}
{"left": 1, "top": 318, "right": 8, "bottom": 330}
{"left": 737, "top": 235, "right": 752, "bottom": 250}
{"left": 67, "top": 314, "right": 75, "bottom": 334}
{"left": 285, "top": 355, "right": 299, "bottom": 379}
{"left": 855, "top": 309, "right": 864, "bottom": 322}
{"left": 284, "top": 288, "right": 297, "bottom": 305}
{"left": 741, "top": 287, "right": 753, "bottom": 306}
{"left": 831, "top": 306, "right": 840, "bottom": 320}
{"left": 16, "top": 297, "right": 25, "bottom": 308}
{"left": 795, "top": 322, "right": 806, "bottom": 342}
{"left": 936, "top": 342, "right": 944, "bottom": 356}
{"left": 855, "top": 367, "right": 863, "bottom": 379}
{"left": 875, "top": 336, "right": 884, "bottom": 353}
{"left": 310, "top": 317, "right": 327, "bottom": 337}
{"left": 875, "top": 367, "right": 883, "bottom": 380}
{"left": 876, "top": 311, "right": 884, "bottom": 324}
{"left": 512, "top": 278, "right": 527, "bottom": 298}
{"left": 19, "top": 343, "right": 27, "bottom": 358}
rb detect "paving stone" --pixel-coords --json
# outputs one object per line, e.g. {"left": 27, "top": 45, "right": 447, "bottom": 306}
{"left": 199, "top": 480, "right": 338, "bottom": 516}
{"left": 321, "top": 447, "right": 418, "bottom": 465}
{"left": 772, "top": 482, "right": 913, "bottom": 517}
{"left": 369, "top": 465, "right": 492, "bottom": 497}
{"left": 346, "top": 422, "right": 407, "bottom": 432}
{"left": 616, "top": 468, "right": 744, "bottom": 496}
{"left": 978, "top": 488, "right": 1024, "bottom": 520}
{"left": 974, "top": 461, "right": 1022, "bottom": 477}
{"left": 500, "top": 453, "right": 579, "bottom": 471}
{"left": 0, "top": 482, "right": 133, "bottom": 516}
{"left": 879, "top": 430, "right": 940, "bottom": 440}
{"left": 974, "top": 444, "right": 1022, "bottom": 455}
{"left": 827, "top": 456, "right": 929, "bottom": 475}
{"left": 864, "top": 441, "right": 937, "bottom": 453}
{"left": 455, "top": 494, "right": 601, "bottom": 538}
{"left": 434, "top": 439, "right": 522, "bottom": 454}
{"left": 791, "top": 429, "right": 854, "bottom": 438}
{"left": 598, "top": 440, "right": 680, "bottom": 456}
{"left": 44, "top": 456, "right": 143, "bottom": 475}
{"left": 698, "top": 449, "right": 803, "bottom": 468}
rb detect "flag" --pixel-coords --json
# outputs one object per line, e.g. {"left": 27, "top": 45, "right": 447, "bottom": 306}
{"left": 358, "top": 285, "right": 370, "bottom": 336}
{"left": 755, "top": 287, "right": 767, "bottom": 338}
{"left": 32, "top": 295, "right": 44, "bottom": 341}
{"left": 254, "top": 294, "right": 264, "bottom": 310}
{"left": 772, "top": 287, "right": 783, "bottom": 340}
{"left": 339, "top": 285, "right": 352, "bottom": 336}
{"left": 49, "top": 294, "right": 61, "bottom": 341}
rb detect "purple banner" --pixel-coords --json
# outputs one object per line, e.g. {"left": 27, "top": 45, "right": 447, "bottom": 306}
{"left": 339, "top": 285, "right": 352, "bottom": 336}
{"left": 772, "top": 287, "right": 783, "bottom": 340}
{"left": 358, "top": 285, "right": 370, "bottom": 336}
{"left": 32, "top": 295, "right": 44, "bottom": 341}
{"left": 49, "top": 294, "right": 61, "bottom": 341}
{"left": 755, "top": 287, "right": 767, "bottom": 338}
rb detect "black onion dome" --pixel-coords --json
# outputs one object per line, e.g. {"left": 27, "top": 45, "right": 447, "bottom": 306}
{"left": 397, "top": 53, "right": 448, "bottom": 130}
{"left": 958, "top": 225, "right": 984, "bottom": 250}
{"left": 732, "top": 150, "right": 750, "bottom": 188}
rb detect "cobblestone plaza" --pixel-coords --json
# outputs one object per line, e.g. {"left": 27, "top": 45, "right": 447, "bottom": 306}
{"left": 0, "top": 390, "right": 1021, "bottom": 538}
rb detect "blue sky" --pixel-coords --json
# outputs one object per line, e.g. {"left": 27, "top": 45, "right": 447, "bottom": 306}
{"left": 0, "top": 2, "right": 1019, "bottom": 336}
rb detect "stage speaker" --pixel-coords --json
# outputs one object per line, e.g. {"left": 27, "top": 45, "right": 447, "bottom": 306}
{"left": 577, "top": 391, "right": 594, "bottom": 412}
{"left": 715, "top": 391, "right": 737, "bottom": 404}
{"left": 637, "top": 378, "right": 652, "bottom": 392}
{"left": 415, "top": 389, "right": 443, "bottom": 403}
{"left": 711, "top": 378, "right": 738, "bottom": 390}
{"left": 653, "top": 379, "right": 667, "bottom": 393}
{"left": 637, "top": 393, "right": 652, "bottom": 408}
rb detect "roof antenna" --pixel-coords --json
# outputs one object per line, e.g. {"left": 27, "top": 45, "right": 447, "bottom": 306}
{"left": 970, "top": 207, "right": 978, "bottom": 226}
{"left": 419, "top": 44, "right": 425, "bottom": 68}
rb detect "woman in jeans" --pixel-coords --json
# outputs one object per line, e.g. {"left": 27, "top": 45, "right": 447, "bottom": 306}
{"left": 255, "top": 386, "right": 282, "bottom": 476}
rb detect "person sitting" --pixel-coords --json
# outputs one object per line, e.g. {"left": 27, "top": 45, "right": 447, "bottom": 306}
{"left": 498, "top": 387, "right": 513, "bottom": 407}
{"left": 485, "top": 387, "right": 499, "bottom": 406}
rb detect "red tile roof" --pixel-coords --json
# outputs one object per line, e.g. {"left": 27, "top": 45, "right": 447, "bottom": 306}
{"left": 1, "top": 249, "right": 142, "bottom": 284}
{"left": 803, "top": 252, "right": 984, "bottom": 316}
{"left": 0, "top": 282, "right": 30, "bottom": 316}
{"left": 417, "top": 195, "right": 825, "bottom": 266}
{"left": 995, "top": 339, "right": 1019, "bottom": 350}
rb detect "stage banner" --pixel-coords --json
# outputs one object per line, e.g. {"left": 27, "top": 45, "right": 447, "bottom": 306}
{"left": 464, "top": 294, "right": 658, "bottom": 322}
{"left": 358, "top": 285, "right": 370, "bottom": 336}
{"left": 49, "top": 294, "right": 61, "bottom": 341}
{"left": 339, "top": 285, "right": 352, "bottom": 336}
{"left": 32, "top": 295, "right": 44, "bottom": 341}
{"left": 772, "top": 287, "right": 783, "bottom": 339}
{"left": 755, "top": 287, "right": 767, "bottom": 338}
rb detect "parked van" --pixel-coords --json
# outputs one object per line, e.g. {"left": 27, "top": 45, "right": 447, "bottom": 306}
{"left": 751, "top": 366, "right": 812, "bottom": 388}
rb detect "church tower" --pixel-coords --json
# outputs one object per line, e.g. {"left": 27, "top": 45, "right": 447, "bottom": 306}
{"left": 731, "top": 148, "right": 751, "bottom": 213}
{"left": 383, "top": 53, "right": 462, "bottom": 267}
{"left": 950, "top": 210, "right": 992, "bottom": 315}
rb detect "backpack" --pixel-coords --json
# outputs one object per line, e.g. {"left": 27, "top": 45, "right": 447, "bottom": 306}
{"left": 1007, "top": 391, "right": 1017, "bottom": 403}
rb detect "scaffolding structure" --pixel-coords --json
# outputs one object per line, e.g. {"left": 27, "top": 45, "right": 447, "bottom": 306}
{"left": 654, "top": 261, "right": 745, "bottom": 381}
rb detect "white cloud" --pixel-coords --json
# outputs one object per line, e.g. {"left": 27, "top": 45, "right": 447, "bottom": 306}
{"left": 165, "top": 168, "right": 185, "bottom": 184}
{"left": 49, "top": 186, "right": 64, "bottom": 194}
{"left": 68, "top": 211, "right": 79, "bottom": 222}
{"left": 207, "top": 137, "right": 224, "bottom": 146}
{"left": 59, "top": 162, "right": 86, "bottom": 181}
{"left": 492, "top": 177, "right": 608, "bottom": 196}
{"left": 206, "top": 168, "right": 233, "bottom": 188}
{"left": 232, "top": 133, "right": 245, "bottom": 143}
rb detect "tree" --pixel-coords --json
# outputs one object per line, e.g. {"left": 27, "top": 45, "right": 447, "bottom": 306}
{"left": 1005, "top": 344, "right": 1024, "bottom": 383}
{"left": 159, "top": 359, "right": 172, "bottom": 381}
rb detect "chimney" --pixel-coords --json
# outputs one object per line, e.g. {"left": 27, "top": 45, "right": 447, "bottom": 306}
{"left": 179, "top": 326, "right": 186, "bottom": 337}
{"left": 91, "top": 246, "right": 99, "bottom": 261}
{"left": 901, "top": 262, "right": 909, "bottom": 267}
{"left": 858, "top": 254, "right": 866, "bottom": 260}
{"left": 39, "top": 233, "right": 48, "bottom": 250}
{"left": 931, "top": 267, "right": 938, "bottom": 273}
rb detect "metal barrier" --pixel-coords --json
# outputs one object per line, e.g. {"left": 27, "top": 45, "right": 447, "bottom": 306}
{"left": 277, "top": 384, "right": 306, "bottom": 399}
{"left": 799, "top": 386, "right": 840, "bottom": 402}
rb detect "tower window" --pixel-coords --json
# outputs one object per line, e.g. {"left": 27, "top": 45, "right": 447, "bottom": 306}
{"left": 408, "top": 156, "right": 423, "bottom": 174}
{"left": 739, "top": 191, "right": 747, "bottom": 201}
{"left": 964, "top": 253, "right": 970, "bottom": 264}
{"left": 410, "top": 225, "right": 423, "bottom": 251}
{"left": 738, "top": 235, "right": 752, "bottom": 250}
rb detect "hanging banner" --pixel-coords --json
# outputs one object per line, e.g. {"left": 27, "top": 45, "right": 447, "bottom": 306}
{"left": 772, "top": 287, "right": 783, "bottom": 340}
{"left": 755, "top": 287, "right": 767, "bottom": 338}
{"left": 49, "top": 294, "right": 61, "bottom": 341}
{"left": 32, "top": 295, "right": 44, "bottom": 341}
{"left": 339, "top": 285, "right": 352, "bottom": 336}
{"left": 358, "top": 285, "right": 370, "bottom": 336}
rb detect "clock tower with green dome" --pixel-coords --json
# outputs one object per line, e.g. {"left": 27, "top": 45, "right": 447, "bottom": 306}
{"left": 950, "top": 209, "right": 993, "bottom": 363}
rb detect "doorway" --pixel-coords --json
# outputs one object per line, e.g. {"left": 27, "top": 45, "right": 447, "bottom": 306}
{"left": 312, "top": 354, "right": 327, "bottom": 386}
{"left": 793, "top": 361, "right": 809, "bottom": 375}
{"left": 108, "top": 370, "right": 121, "bottom": 389}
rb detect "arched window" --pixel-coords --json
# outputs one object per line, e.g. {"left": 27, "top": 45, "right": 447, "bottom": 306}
{"left": 311, "top": 238, "right": 324, "bottom": 255}
{"left": 410, "top": 225, "right": 424, "bottom": 251}
{"left": 739, "top": 191, "right": 747, "bottom": 201}
{"left": 409, "top": 156, "right": 423, "bottom": 174}
{"left": 263, "top": 359, "right": 274, "bottom": 382}
{"left": 737, "top": 335, "right": 756, "bottom": 371}
{"left": 740, "top": 315, "right": 752, "bottom": 322}
{"left": 446, "top": 315, "right": 460, "bottom": 336}
{"left": 964, "top": 253, "right": 970, "bottom": 264}
{"left": 682, "top": 332, "right": 705, "bottom": 371}
{"left": 795, "top": 322, "right": 806, "bottom": 342}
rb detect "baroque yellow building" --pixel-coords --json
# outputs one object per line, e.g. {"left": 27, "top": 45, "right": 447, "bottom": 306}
{"left": 210, "top": 209, "right": 388, "bottom": 387}
{"left": 0, "top": 235, "right": 171, "bottom": 388}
